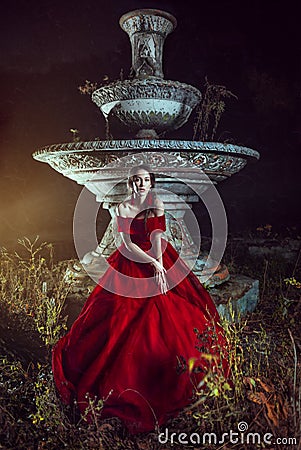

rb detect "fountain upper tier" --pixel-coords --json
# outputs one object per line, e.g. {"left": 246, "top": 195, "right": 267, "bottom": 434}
{"left": 92, "top": 79, "right": 202, "bottom": 139}
{"left": 33, "top": 8, "right": 260, "bottom": 194}
{"left": 91, "top": 9, "right": 202, "bottom": 139}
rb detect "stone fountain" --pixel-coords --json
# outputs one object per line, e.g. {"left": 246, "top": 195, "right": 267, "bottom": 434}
{"left": 33, "top": 9, "right": 260, "bottom": 321}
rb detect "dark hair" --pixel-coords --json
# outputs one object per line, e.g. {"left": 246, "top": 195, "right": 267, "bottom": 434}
{"left": 127, "top": 164, "right": 155, "bottom": 191}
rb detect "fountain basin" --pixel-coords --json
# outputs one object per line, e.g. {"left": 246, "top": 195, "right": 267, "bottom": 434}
{"left": 92, "top": 79, "right": 202, "bottom": 138}
{"left": 33, "top": 139, "right": 259, "bottom": 187}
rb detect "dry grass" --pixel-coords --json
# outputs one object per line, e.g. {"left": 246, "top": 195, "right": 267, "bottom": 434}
{"left": 0, "top": 237, "right": 300, "bottom": 449}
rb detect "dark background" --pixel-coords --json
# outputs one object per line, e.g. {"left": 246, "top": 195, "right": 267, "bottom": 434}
{"left": 0, "top": 0, "right": 300, "bottom": 257}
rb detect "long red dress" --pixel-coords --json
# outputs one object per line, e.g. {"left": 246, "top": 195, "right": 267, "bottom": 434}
{"left": 52, "top": 215, "right": 230, "bottom": 433}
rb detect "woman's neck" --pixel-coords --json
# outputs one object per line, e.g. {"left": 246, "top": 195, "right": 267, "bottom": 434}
{"left": 132, "top": 192, "right": 148, "bottom": 207}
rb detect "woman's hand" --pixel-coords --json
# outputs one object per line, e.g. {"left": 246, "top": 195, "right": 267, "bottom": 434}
{"left": 151, "top": 259, "right": 169, "bottom": 295}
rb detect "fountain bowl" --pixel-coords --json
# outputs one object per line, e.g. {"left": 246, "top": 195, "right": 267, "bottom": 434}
{"left": 92, "top": 78, "right": 202, "bottom": 138}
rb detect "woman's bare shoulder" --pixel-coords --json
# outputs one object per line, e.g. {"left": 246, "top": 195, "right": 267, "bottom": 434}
{"left": 153, "top": 197, "right": 164, "bottom": 216}
{"left": 116, "top": 200, "right": 132, "bottom": 218}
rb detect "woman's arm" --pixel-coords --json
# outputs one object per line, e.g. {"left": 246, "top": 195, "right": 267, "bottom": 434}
{"left": 120, "top": 231, "right": 157, "bottom": 264}
{"left": 151, "top": 231, "right": 163, "bottom": 265}
{"left": 151, "top": 198, "right": 168, "bottom": 293}
{"left": 116, "top": 200, "right": 168, "bottom": 294}
{"left": 151, "top": 230, "right": 168, "bottom": 294}
{"left": 119, "top": 231, "right": 168, "bottom": 294}
{"left": 151, "top": 197, "right": 165, "bottom": 264}
{"left": 116, "top": 202, "right": 159, "bottom": 265}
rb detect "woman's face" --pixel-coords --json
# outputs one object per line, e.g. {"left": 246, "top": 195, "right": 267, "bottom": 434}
{"left": 132, "top": 169, "right": 152, "bottom": 196}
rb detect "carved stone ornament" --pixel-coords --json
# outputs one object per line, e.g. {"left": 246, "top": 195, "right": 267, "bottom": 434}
{"left": 92, "top": 79, "right": 202, "bottom": 137}
{"left": 33, "top": 140, "right": 258, "bottom": 185}
{"left": 119, "top": 9, "right": 177, "bottom": 79}
{"left": 92, "top": 9, "right": 200, "bottom": 138}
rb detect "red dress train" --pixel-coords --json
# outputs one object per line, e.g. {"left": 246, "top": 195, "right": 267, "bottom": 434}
{"left": 52, "top": 215, "right": 230, "bottom": 433}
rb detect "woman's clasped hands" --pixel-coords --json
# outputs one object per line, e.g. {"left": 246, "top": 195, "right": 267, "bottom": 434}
{"left": 151, "top": 259, "right": 169, "bottom": 295}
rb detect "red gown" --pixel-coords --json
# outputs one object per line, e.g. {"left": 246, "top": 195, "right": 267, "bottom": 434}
{"left": 52, "top": 215, "right": 230, "bottom": 433}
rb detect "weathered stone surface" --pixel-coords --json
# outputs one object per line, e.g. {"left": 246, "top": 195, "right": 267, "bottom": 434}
{"left": 92, "top": 79, "right": 201, "bottom": 137}
{"left": 119, "top": 9, "right": 177, "bottom": 79}
{"left": 247, "top": 238, "right": 301, "bottom": 263}
{"left": 210, "top": 274, "right": 259, "bottom": 322}
{"left": 32, "top": 140, "right": 258, "bottom": 185}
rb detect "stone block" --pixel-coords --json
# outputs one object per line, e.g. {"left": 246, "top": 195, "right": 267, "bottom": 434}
{"left": 209, "top": 274, "right": 259, "bottom": 322}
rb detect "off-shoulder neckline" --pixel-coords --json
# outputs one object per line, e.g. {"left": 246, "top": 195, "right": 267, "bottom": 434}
{"left": 116, "top": 215, "right": 165, "bottom": 221}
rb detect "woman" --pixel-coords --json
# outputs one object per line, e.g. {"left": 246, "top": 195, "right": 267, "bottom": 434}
{"left": 52, "top": 164, "right": 230, "bottom": 434}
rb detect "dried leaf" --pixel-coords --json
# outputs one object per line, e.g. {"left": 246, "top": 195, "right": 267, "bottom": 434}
{"left": 265, "top": 398, "right": 279, "bottom": 427}
{"left": 274, "top": 392, "right": 289, "bottom": 420}
{"left": 243, "top": 376, "right": 257, "bottom": 389}
{"left": 256, "top": 377, "right": 274, "bottom": 393}
{"left": 247, "top": 391, "right": 266, "bottom": 404}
